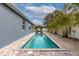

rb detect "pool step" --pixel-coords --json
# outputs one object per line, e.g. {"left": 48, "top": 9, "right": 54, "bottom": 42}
{"left": 0, "top": 49, "right": 76, "bottom": 56}
{"left": 15, "top": 49, "right": 72, "bottom": 56}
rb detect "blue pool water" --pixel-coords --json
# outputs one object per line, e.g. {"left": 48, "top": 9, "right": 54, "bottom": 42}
{"left": 22, "top": 33, "right": 59, "bottom": 48}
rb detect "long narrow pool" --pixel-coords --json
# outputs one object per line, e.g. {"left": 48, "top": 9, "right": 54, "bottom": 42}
{"left": 22, "top": 33, "right": 59, "bottom": 48}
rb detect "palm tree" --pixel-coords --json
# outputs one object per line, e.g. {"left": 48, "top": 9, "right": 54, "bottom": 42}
{"left": 61, "top": 3, "right": 79, "bottom": 37}
{"left": 44, "top": 3, "right": 79, "bottom": 38}
{"left": 45, "top": 10, "right": 67, "bottom": 35}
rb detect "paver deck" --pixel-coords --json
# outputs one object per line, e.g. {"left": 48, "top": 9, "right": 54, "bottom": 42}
{"left": 0, "top": 32, "right": 79, "bottom": 56}
{"left": 45, "top": 32, "right": 79, "bottom": 56}
{"left": 0, "top": 49, "right": 72, "bottom": 56}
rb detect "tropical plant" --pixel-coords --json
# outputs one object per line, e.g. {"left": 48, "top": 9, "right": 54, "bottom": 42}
{"left": 44, "top": 3, "right": 79, "bottom": 38}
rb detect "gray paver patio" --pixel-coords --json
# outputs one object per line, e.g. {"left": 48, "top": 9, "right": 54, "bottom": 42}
{"left": 45, "top": 32, "right": 79, "bottom": 55}
{"left": 0, "top": 49, "right": 72, "bottom": 56}
{"left": 0, "top": 32, "right": 79, "bottom": 56}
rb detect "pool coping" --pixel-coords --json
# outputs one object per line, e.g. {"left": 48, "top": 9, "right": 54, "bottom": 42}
{"left": 20, "top": 48, "right": 66, "bottom": 51}
{"left": 21, "top": 32, "right": 63, "bottom": 50}
{"left": 44, "top": 32, "right": 62, "bottom": 48}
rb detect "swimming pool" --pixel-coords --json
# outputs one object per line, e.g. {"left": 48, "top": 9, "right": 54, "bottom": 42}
{"left": 22, "top": 33, "right": 59, "bottom": 48}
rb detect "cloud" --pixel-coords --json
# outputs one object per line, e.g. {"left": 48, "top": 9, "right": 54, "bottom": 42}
{"left": 32, "top": 19, "right": 43, "bottom": 25}
{"left": 19, "top": 4, "right": 56, "bottom": 25}
{"left": 24, "top": 5, "right": 56, "bottom": 18}
{"left": 25, "top": 5, "right": 56, "bottom": 14}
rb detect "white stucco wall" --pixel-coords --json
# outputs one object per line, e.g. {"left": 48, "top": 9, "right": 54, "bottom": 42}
{"left": 69, "top": 26, "right": 79, "bottom": 40}
{"left": 0, "top": 4, "right": 34, "bottom": 48}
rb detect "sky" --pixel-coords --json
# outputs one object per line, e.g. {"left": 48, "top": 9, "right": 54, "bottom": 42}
{"left": 14, "top": 3, "right": 64, "bottom": 26}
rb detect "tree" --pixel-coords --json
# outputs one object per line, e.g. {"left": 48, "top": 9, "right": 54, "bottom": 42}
{"left": 63, "top": 3, "right": 79, "bottom": 37}
{"left": 44, "top": 3, "right": 79, "bottom": 38}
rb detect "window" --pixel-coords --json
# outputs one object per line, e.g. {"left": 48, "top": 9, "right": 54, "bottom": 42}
{"left": 29, "top": 24, "right": 31, "bottom": 29}
{"left": 22, "top": 19, "right": 25, "bottom": 30}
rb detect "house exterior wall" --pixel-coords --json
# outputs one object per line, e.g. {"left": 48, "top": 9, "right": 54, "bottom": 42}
{"left": 0, "top": 4, "right": 34, "bottom": 48}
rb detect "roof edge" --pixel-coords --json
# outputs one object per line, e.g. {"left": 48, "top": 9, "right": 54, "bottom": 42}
{"left": 4, "top": 3, "right": 34, "bottom": 25}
